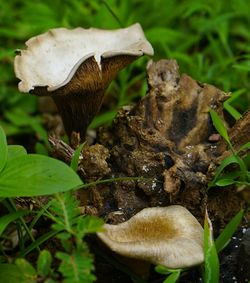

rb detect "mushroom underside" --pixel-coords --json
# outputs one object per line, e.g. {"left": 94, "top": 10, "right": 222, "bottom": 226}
{"left": 97, "top": 206, "right": 204, "bottom": 269}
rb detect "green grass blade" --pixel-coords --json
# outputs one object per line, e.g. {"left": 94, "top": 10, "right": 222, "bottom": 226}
{"left": 101, "top": 0, "right": 124, "bottom": 27}
{"left": 0, "top": 126, "right": 8, "bottom": 173}
{"left": 163, "top": 270, "right": 181, "bottom": 283}
{"left": 223, "top": 104, "right": 242, "bottom": 120}
{"left": 215, "top": 209, "right": 244, "bottom": 253}
{"left": 209, "top": 155, "right": 239, "bottom": 188}
{"left": 209, "top": 109, "right": 231, "bottom": 147}
{"left": 29, "top": 201, "right": 52, "bottom": 230}
{"left": 203, "top": 209, "right": 220, "bottom": 283}
{"left": 223, "top": 89, "right": 245, "bottom": 120}
{"left": 238, "top": 142, "right": 250, "bottom": 153}
{"left": 18, "top": 230, "right": 59, "bottom": 258}
{"left": 215, "top": 178, "right": 236, "bottom": 186}
{"left": 0, "top": 210, "right": 28, "bottom": 236}
{"left": 70, "top": 143, "right": 85, "bottom": 172}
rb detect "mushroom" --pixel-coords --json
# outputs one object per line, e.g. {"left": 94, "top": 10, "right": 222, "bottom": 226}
{"left": 97, "top": 205, "right": 204, "bottom": 269}
{"left": 14, "top": 23, "right": 153, "bottom": 140}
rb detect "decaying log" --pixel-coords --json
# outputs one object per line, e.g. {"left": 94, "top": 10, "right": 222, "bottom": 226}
{"left": 50, "top": 59, "right": 249, "bottom": 230}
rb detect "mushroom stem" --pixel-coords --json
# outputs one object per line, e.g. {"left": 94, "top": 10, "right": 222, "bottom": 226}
{"left": 53, "top": 90, "right": 104, "bottom": 140}
{"left": 46, "top": 54, "right": 137, "bottom": 140}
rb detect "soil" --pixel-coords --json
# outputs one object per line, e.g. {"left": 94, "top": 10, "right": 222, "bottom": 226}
{"left": 48, "top": 59, "right": 250, "bottom": 283}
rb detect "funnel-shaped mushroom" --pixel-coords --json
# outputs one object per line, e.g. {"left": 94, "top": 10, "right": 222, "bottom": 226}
{"left": 14, "top": 23, "right": 153, "bottom": 140}
{"left": 97, "top": 205, "right": 204, "bottom": 269}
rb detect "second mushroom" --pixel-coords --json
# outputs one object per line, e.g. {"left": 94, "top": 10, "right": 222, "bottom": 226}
{"left": 97, "top": 205, "right": 204, "bottom": 269}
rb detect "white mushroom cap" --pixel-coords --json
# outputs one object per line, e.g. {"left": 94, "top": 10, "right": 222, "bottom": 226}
{"left": 14, "top": 23, "right": 153, "bottom": 93}
{"left": 97, "top": 205, "right": 204, "bottom": 269}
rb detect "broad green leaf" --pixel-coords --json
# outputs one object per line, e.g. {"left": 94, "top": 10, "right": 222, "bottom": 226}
{"left": 37, "top": 250, "right": 52, "bottom": 277}
{"left": 0, "top": 263, "right": 23, "bottom": 283}
{"left": 7, "top": 145, "right": 27, "bottom": 161}
{"left": 215, "top": 210, "right": 244, "bottom": 253}
{"left": 15, "top": 258, "right": 37, "bottom": 282}
{"left": 0, "top": 210, "right": 28, "bottom": 236}
{"left": 0, "top": 154, "right": 83, "bottom": 197}
{"left": 0, "top": 126, "right": 8, "bottom": 173}
{"left": 163, "top": 270, "right": 181, "bottom": 283}
{"left": 70, "top": 143, "right": 85, "bottom": 172}
{"left": 203, "top": 210, "right": 220, "bottom": 283}
{"left": 209, "top": 109, "right": 231, "bottom": 146}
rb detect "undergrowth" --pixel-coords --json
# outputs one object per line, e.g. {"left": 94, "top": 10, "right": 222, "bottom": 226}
{"left": 0, "top": 1, "right": 249, "bottom": 283}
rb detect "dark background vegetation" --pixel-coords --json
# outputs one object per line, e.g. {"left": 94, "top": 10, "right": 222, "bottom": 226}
{"left": 0, "top": 0, "right": 249, "bottom": 150}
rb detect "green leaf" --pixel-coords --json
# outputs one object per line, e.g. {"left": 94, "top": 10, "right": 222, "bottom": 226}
{"left": 203, "top": 210, "right": 220, "bottom": 283}
{"left": 155, "top": 265, "right": 172, "bottom": 275}
{"left": 57, "top": 251, "right": 96, "bottom": 283}
{"left": 5, "top": 109, "right": 41, "bottom": 128}
{"left": 223, "top": 89, "right": 245, "bottom": 120}
{"left": 0, "top": 126, "right": 8, "bottom": 173}
{"left": 233, "top": 63, "right": 250, "bottom": 72}
{"left": 215, "top": 178, "right": 236, "bottom": 186}
{"left": 35, "top": 142, "right": 49, "bottom": 155}
{"left": 209, "top": 155, "right": 239, "bottom": 188}
{"left": 0, "top": 154, "right": 83, "bottom": 197}
{"left": 209, "top": 109, "right": 231, "bottom": 146}
{"left": 15, "top": 258, "right": 37, "bottom": 282}
{"left": 77, "top": 215, "right": 104, "bottom": 238}
{"left": 163, "top": 270, "right": 181, "bottom": 283}
{"left": 7, "top": 145, "right": 27, "bottom": 161}
{"left": 50, "top": 192, "right": 80, "bottom": 233}
{"left": 89, "top": 110, "right": 117, "bottom": 129}
{"left": 37, "top": 250, "right": 52, "bottom": 277}
{"left": 70, "top": 143, "right": 85, "bottom": 172}
{"left": 0, "top": 210, "right": 28, "bottom": 236}
{"left": 223, "top": 104, "right": 242, "bottom": 120}
{"left": 215, "top": 209, "right": 244, "bottom": 253}
{"left": 0, "top": 263, "right": 23, "bottom": 283}
{"left": 44, "top": 279, "right": 56, "bottom": 283}
{"left": 155, "top": 265, "right": 182, "bottom": 282}
{"left": 5, "top": 109, "right": 49, "bottom": 145}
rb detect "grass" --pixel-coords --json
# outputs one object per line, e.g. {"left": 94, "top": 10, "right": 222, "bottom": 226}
{"left": 0, "top": 1, "right": 249, "bottom": 282}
